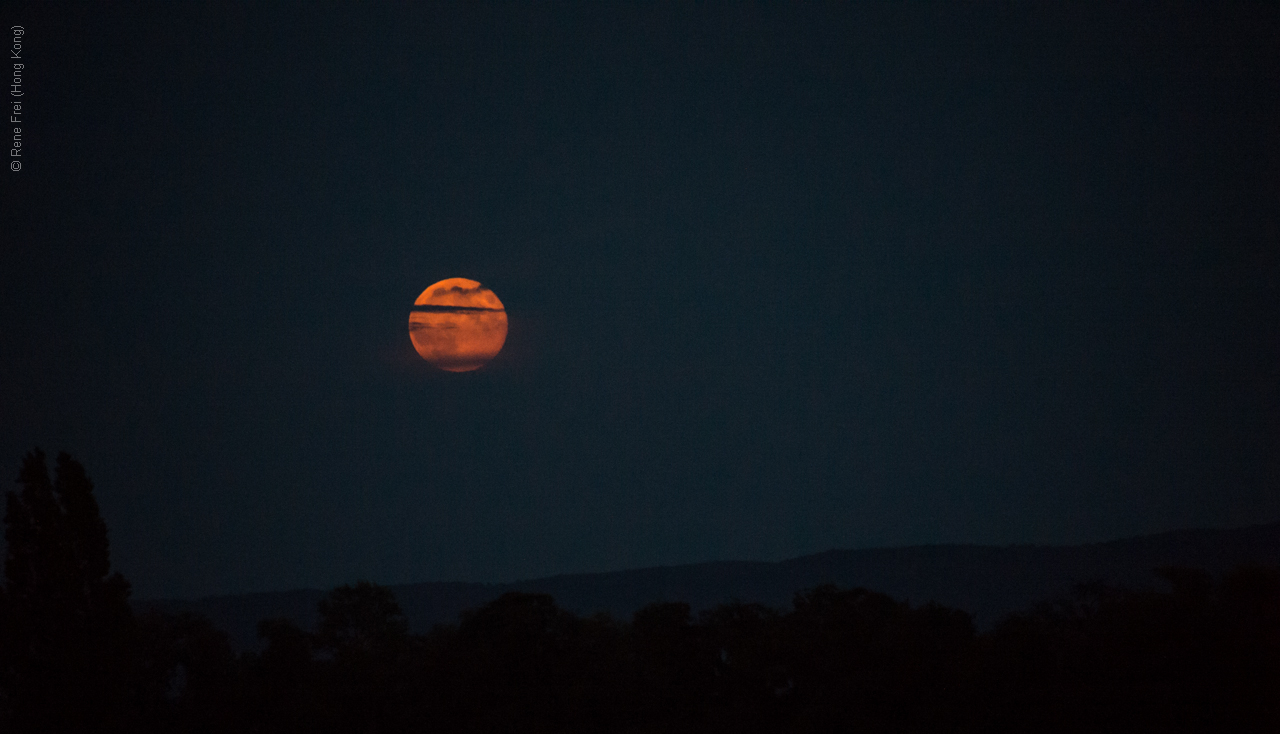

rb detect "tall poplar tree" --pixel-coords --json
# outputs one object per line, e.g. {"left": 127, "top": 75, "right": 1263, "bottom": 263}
{"left": 2, "top": 450, "right": 136, "bottom": 733}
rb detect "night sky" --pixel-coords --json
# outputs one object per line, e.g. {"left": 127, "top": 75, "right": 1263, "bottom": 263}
{"left": 3, "top": 2, "right": 1278, "bottom": 600}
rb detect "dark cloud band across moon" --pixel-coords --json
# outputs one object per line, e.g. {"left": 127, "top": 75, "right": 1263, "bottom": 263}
{"left": 410, "top": 305, "right": 506, "bottom": 313}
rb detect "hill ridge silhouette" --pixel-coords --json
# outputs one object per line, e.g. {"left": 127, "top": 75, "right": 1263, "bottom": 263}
{"left": 139, "top": 521, "right": 1280, "bottom": 651}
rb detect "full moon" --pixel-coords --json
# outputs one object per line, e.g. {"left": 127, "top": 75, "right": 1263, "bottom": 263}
{"left": 408, "top": 278, "right": 508, "bottom": 372}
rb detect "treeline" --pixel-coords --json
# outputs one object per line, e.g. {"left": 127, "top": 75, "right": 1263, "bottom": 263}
{"left": 3, "top": 452, "right": 1279, "bottom": 733}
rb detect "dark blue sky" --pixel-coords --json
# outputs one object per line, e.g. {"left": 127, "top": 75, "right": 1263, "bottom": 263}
{"left": 3, "top": 2, "right": 1278, "bottom": 599}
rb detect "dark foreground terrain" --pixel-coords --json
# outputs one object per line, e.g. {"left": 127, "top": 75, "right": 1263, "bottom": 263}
{"left": 143, "top": 520, "right": 1280, "bottom": 650}
{"left": 4, "top": 452, "right": 1279, "bottom": 733}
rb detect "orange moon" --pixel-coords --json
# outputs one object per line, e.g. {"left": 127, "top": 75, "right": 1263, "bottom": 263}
{"left": 408, "top": 278, "right": 508, "bottom": 372}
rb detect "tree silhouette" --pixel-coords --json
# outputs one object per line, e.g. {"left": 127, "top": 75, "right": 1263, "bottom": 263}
{"left": 246, "top": 617, "right": 321, "bottom": 734}
{"left": 314, "top": 581, "right": 414, "bottom": 734}
{"left": 135, "top": 610, "right": 243, "bottom": 734}
{"left": 1, "top": 450, "right": 136, "bottom": 733}
{"left": 697, "top": 601, "right": 790, "bottom": 732}
{"left": 983, "top": 566, "right": 1280, "bottom": 733}
{"left": 450, "top": 591, "right": 615, "bottom": 732}
{"left": 315, "top": 580, "right": 409, "bottom": 658}
{"left": 629, "top": 600, "right": 717, "bottom": 727}
{"left": 5, "top": 448, "right": 1278, "bottom": 733}
{"left": 782, "top": 585, "right": 976, "bottom": 732}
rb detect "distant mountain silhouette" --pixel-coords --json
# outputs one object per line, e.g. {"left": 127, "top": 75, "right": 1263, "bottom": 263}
{"left": 138, "top": 521, "right": 1280, "bottom": 651}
